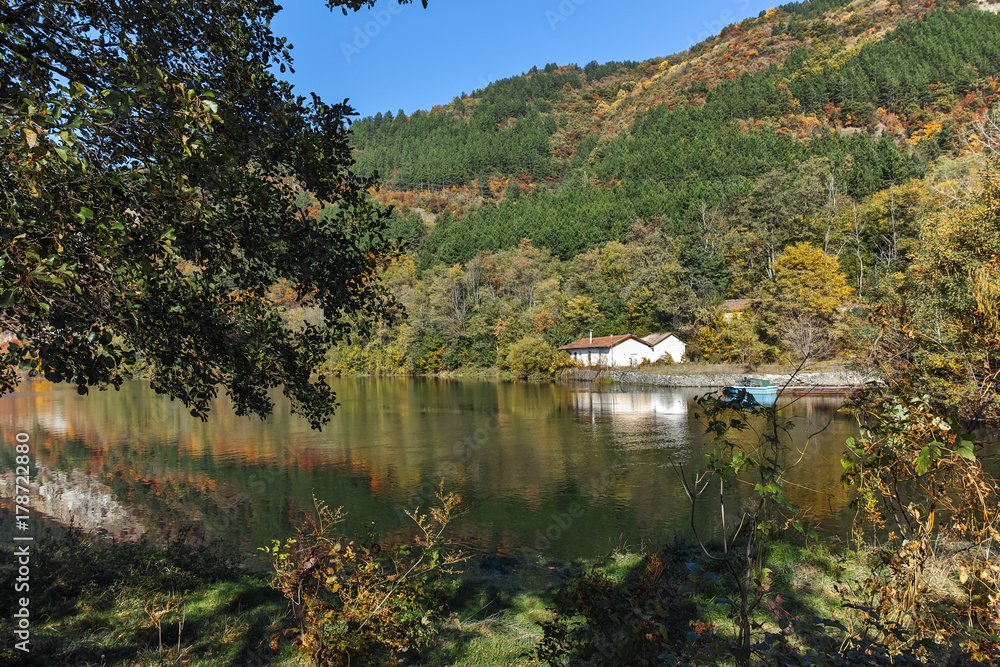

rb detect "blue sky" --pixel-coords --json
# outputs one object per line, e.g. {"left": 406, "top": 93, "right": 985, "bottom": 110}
{"left": 271, "top": 0, "right": 776, "bottom": 119}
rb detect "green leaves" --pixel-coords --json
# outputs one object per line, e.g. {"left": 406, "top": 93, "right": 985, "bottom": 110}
{"left": 911, "top": 434, "right": 975, "bottom": 475}
{"left": 1, "top": 0, "right": 400, "bottom": 427}
{"left": 914, "top": 442, "right": 940, "bottom": 477}
{"left": 954, "top": 435, "right": 976, "bottom": 461}
{"left": 753, "top": 480, "right": 784, "bottom": 496}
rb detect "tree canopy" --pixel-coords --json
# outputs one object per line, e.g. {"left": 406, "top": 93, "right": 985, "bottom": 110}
{"left": 0, "top": 0, "right": 425, "bottom": 428}
{"left": 870, "top": 176, "right": 1000, "bottom": 424}
{"left": 772, "top": 242, "right": 853, "bottom": 320}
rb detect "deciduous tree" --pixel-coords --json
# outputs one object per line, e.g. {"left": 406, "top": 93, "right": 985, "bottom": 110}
{"left": 0, "top": 0, "right": 425, "bottom": 427}
{"left": 770, "top": 242, "right": 853, "bottom": 365}
{"left": 869, "top": 176, "right": 1000, "bottom": 423}
{"left": 772, "top": 242, "right": 853, "bottom": 321}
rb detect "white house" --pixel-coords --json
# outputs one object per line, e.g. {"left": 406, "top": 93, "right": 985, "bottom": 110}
{"left": 559, "top": 334, "right": 652, "bottom": 367}
{"left": 559, "top": 332, "right": 686, "bottom": 367}
{"left": 642, "top": 332, "right": 686, "bottom": 363}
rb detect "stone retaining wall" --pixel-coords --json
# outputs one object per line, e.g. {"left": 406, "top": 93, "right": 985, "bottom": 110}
{"left": 561, "top": 368, "right": 881, "bottom": 388}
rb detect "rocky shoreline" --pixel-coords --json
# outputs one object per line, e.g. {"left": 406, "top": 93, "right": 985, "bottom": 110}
{"left": 561, "top": 368, "right": 882, "bottom": 390}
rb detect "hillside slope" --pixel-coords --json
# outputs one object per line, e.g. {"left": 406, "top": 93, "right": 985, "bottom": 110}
{"left": 353, "top": 0, "right": 996, "bottom": 189}
{"left": 318, "top": 0, "right": 1000, "bottom": 411}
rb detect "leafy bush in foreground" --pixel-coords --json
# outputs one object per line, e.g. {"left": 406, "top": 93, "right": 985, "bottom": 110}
{"left": 263, "top": 488, "right": 467, "bottom": 667}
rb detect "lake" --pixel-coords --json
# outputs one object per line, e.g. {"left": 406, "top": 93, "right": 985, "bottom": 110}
{"left": 1, "top": 377, "right": 865, "bottom": 561}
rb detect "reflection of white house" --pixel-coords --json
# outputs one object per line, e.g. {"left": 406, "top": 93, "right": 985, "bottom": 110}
{"left": 559, "top": 332, "right": 686, "bottom": 367}
{"left": 571, "top": 390, "right": 693, "bottom": 455}
{"left": 572, "top": 390, "right": 688, "bottom": 416}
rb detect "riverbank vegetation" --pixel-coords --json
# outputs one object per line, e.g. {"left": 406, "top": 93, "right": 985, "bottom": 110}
{"left": 4, "top": 0, "right": 1000, "bottom": 664}
{"left": 310, "top": 0, "right": 1000, "bottom": 427}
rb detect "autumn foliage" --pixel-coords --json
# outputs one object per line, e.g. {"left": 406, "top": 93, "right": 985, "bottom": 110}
{"left": 263, "top": 489, "right": 466, "bottom": 666}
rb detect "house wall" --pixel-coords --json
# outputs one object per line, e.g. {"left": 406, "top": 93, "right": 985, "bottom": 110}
{"left": 650, "top": 337, "right": 686, "bottom": 363}
{"left": 568, "top": 339, "right": 653, "bottom": 367}
{"left": 609, "top": 339, "right": 652, "bottom": 367}
{"left": 568, "top": 347, "right": 603, "bottom": 366}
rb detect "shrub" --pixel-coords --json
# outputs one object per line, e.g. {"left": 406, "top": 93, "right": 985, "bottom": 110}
{"left": 502, "top": 335, "right": 575, "bottom": 380}
{"left": 263, "top": 488, "right": 466, "bottom": 666}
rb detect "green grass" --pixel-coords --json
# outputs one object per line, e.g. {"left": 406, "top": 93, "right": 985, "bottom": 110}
{"left": 416, "top": 555, "right": 568, "bottom": 666}
{"left": 0, "top": 530, "right": 298, "bottom": 666}
{"left": 4, "top": 528, "right": 970, "bottom": 666}
{"left": 760, "top": 542, "right": 864, "bottom": 631}
{"left": 34, "top": 576, "right": 296, "bottom": 666}
{"left": 0, "top": 529, "right": 570, "bottom": 667}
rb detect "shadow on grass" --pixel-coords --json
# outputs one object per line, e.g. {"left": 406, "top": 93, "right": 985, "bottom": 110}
{"left": 531, "top": 540, "right": 705, "bottom": 666}
{"left": 0, "top": 528, "right": 294, "bottom": 667}
{"left": 413, "top": 554, "right": 569, "bottom": 666}
{"left": 221, "top": 585, "right": 294, "bottom": 667}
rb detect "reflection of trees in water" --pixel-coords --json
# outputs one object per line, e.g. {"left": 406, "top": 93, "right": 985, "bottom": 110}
{"left": 0, "top": 378, "right": 882, "bottom": 556}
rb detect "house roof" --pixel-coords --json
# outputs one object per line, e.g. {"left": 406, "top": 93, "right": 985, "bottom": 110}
{"left": 559, "top": 334, "right": 650, "bottom": 351}
{"left": 642, "top": 332, "right": 683, "bottom": 346}
{"left": 722, "top": 299, "right": 761, "bottom": 312}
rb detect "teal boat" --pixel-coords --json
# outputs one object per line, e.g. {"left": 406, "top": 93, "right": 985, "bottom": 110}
{"left": 723, "top": 378, "right": 778, "bottom": 407}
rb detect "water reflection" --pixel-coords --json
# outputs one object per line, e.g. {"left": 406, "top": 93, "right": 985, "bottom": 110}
{"left": 1, "top": 378, "right": 869, "bottom": 560}
{"left": 572, "top": 388, "right": 692, "bottom": 460}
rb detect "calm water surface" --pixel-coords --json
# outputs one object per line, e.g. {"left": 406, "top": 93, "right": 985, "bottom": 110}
{"left": 1, "top": 377, "right": 865, "bottom": 560}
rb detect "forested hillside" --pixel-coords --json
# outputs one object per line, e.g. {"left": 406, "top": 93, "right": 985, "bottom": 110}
{"left": 306, "top": 0, "right": 1000, "bottom": 420}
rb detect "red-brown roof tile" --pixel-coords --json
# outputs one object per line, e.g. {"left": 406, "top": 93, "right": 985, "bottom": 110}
{"left": 642, "top": 332, "right": 681, "bottom": 346}
{"left": 559, "top": 334, "right": 650, "bottom": 351}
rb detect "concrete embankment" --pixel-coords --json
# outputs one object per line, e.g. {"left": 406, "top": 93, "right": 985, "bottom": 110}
{"left": 561, "top": 368, "right": 881, "bottom": 391}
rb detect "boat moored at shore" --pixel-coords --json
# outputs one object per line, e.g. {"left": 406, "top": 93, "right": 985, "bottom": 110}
{"left": 722, "top": 377, "right": 779, "bottom": 407}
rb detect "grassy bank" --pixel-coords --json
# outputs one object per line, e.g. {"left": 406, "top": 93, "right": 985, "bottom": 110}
{"left": 0, "top": 529, "right": 295, "bottom": 666}
{"left": 0, "top": 528, "right": 563, "bottom": 666}
{"left": 0, "top": 526, "right": 932, "bottom": 667}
